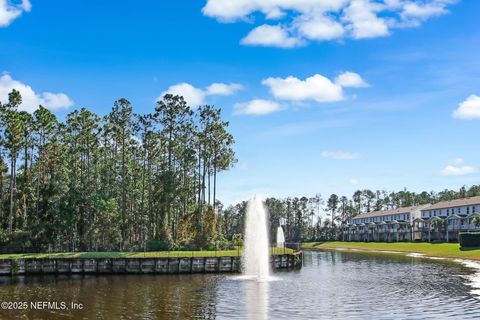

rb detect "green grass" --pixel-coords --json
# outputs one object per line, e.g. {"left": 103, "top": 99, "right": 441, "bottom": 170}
{"left": 302, "top": 241, "right": 480, "bottom": 260}
{"left": 0, "top": 247, "right": 294, "bottom": 260}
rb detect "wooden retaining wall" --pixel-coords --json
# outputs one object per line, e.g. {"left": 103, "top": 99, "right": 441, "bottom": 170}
{"left": 0, "top": 253, "right": 302, "bottom": 276}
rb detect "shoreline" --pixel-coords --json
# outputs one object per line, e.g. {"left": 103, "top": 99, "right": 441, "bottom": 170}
{"left": 0, "top": 252, "right": 303, "bottom": 276}
{"left": 0, "top": 248, "right": 295, "bottom": 260}
{"left": 301, "top": 242, "right": 480, "bottom": 261}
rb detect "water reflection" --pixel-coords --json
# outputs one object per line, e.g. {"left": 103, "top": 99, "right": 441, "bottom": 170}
{"left": 0, "top": 251, "right": 479, "bottom": 319}
{"left": 455, "top": 259, "right": 480, "bottom": 298}
{"left": 245, "top": 280, "right": 268, "bottom": 320}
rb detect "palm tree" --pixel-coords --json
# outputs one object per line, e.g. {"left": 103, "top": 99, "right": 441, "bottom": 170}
{"left": 472, "top": 216, "right": 480, "bottom": 229}
{"left": 430, "top": 218, "right": 446, "bottom": 241}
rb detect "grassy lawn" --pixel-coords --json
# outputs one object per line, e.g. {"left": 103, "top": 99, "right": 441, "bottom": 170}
{"left": 302, "top": 241, "right": 480, "bottom": 261}
{"left": 0, "top": 247, "right": 294, "bottom": 260}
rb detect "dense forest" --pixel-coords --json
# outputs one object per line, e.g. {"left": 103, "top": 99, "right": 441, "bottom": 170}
{"left": 1, "top": 90, "right": 479, "bottom": 252}
{"left": 0, "top": 90, "right": 235, "bottom": 252}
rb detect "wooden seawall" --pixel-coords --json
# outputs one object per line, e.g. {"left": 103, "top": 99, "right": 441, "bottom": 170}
{"left": 0, "top": 252, "right": 302, "bottom": 276}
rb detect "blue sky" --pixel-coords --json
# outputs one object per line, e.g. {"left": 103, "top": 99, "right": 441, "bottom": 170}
{"left": 1, "top": 0, "right": 480, "bottom": 204}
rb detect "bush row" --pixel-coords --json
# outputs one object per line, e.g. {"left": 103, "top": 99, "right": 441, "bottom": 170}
{"left": 459, "top": 232, "right": 480, "bottom": 248}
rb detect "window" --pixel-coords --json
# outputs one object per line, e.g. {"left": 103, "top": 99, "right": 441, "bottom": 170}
{"left": 467, "top": 207, "right": 470, "bottom": 215}
{"left": 473, "top": 206, "right": 476, "bottom": 213}
{"left": 458, "top": 208, "right": 461, "bottom": 214}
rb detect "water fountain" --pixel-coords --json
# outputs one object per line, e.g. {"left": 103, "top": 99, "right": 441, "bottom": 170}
{"left": 243, "top": 195, "right": 270, "bottom": 281}
{"left": 276, "top": 226, "right": 285, "bottom": 248}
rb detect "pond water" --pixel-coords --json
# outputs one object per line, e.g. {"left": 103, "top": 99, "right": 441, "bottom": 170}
{"left": 0, "top": 250, "right": 479, "bottom": 319}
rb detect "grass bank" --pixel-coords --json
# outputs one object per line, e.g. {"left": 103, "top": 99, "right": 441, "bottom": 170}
{"left": 302, "top": 242, "right": 480, "bottom": 261}
{"left": 0, "top": 247, "right": 294, "bottom": 260}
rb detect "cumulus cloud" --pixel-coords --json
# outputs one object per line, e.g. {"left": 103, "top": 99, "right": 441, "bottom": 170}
{"left": 202, "top": 0, "right": 456, "bottom": 47}
{"left": 453, "top": 95, "right": 480, "bottom": 120}
{"left": 441, "top": 165, "right": 479, "bottom": 176}
{"left": 234, "top": 99, "right": 282, "bottom": 116}
{"left": 335, "top": 71, "right": 370, "bottom": 88}
{"left": 159, "top": 82, "right": 243, "bottom": 107}
{"left": 401, "top": 0, "right": 454, "bottom": 22}
{"left": 343, "top": 0, "right": 389, "bottom": 39}
{"left": 0, "top": 74, "right": 74, "bottom": 112}
{"left": 160, "top": 83, "right": 205, "bottom": 107}
{"left": 295, "top": 15, "right": 345, "bottom": 41}
{"left": 441, "top": 158, "right": 479, "bottom": 176}
{"left": 241, "top": 24, "right": 303, "bottom": 48}
{"left": 0, "top": 0, "right": 30, "bottom": 27}
{"left": 262, "top": 72, "right": 367, "bottom": 103}
{"left": 321, "top": 151, "right": 361, "bottom": 160}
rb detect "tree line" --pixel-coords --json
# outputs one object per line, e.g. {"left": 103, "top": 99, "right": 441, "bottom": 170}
{"left": 218, "top": 184, "right": 480, "bottom": 243}
{"left": 0, "top": 90, "right": 235, "bottom": 252}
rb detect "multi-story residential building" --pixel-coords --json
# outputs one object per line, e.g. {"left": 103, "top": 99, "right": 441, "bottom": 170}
{"left": 415, "top": 196, "right": 480, "bottom": 242}
{"left": 344, "top": 205, "right": 430, "bottom": 242}
{"left": 343, "top": 196, "right": 480, "bottom": 243}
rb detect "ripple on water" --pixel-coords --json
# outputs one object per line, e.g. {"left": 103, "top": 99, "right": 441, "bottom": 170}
{"left": 0, "top": 252, "right": 479, "bottom": 319}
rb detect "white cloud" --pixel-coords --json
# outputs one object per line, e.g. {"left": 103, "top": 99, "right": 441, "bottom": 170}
{"left": 349, "top": 178, "right": 360, "bottom": 185}
{"left": 160, "top": 83, "right": 206, "bottom": 107}
{"left": 263, "top": 74, "right": 343, "bottom": 102}
{"left": 343, "top": 0, "right": 389, "bottom": 39}
{"left": 0, "top": 74, "right": 74, "bottom": 112}
{"left": 441, "top": 157, "right": 478, "bottom": 176}
{"left": 453, "top": 95, "right": 480, "bottom": 120}
{"left": 441, "top": 165, "right": 479, "bottom": 176}
{"left": 321, "top": 151, "right": 361, "bottom": 160}
{"left": 234, "top": 99, "right": 282, "bottom": 116}
{"left": 202, "top": 0, "right": 345, "bottom": 22}
{"left": 206, "top": 82, "right": 243, "bottom": 95}
{"left": 202, "top": 0, "right": 456, "bottom": 47}
{"left": 241, "top": 24, "right": 303, "bottom": 48}
{"left": 159, "top": 81, "right": 243, "bottom": 107}
{"left": 262, "top": 72, "right": 367, "bottom": 103}
{"left": 401, "top": 1, "right": 452, "bottom": 20}
{"left": 335, "top": 71, "right": 370, "bottom": 88}
{"left": 0, "top": 0, "right": 30, "bottom": 27}
{"left": 295, "top": 15, "right": 345, "bottom": 41}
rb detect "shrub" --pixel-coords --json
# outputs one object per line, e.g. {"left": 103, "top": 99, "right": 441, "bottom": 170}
{"left": 179, "top": 243, "right": 199, "bottom": 251}
{"left": 459, "top": 232, "right": 480, "bottom": 248}
{"left": 145, "top": 240, "right": 174, "bottom": 251}
{"left": 205, "top": 244, "right": 216, "bottom": 251}
{"left": 0, "top": 230, "right": 34, "bottom": 254}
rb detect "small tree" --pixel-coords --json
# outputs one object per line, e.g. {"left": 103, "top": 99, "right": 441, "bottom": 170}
{"left": 232, "top": 233, "right": 243, "bottom": 248}
{"left": 472, "top": 216, "right": 480, "bottom": 228}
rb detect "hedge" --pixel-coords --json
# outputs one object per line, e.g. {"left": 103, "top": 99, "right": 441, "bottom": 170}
{"left": 459, "top": 232, "right": 480, "bottom": 248}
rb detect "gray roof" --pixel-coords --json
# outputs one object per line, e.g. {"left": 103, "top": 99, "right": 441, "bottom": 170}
{"left": 352, "top": 204, "right": 431, "bottom": 220}
{"left": 421, "top": 196, "right": 480, "bottom": 211}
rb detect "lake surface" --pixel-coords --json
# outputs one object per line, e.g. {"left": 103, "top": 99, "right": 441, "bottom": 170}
{"left": 1, "top": 250, "right": 479, "bottom": 319}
